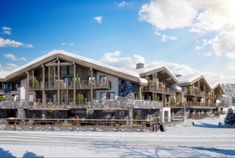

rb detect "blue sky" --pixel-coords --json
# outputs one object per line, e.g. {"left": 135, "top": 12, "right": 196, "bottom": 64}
{"left": 0, "top": 0, "right": 235, "bottom": 82}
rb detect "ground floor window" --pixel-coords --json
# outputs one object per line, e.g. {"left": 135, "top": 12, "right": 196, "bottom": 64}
{"left": 100, "top": 92, "right": 115, "bottom": 100}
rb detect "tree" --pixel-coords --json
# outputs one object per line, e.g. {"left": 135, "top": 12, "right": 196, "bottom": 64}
{"left": 224, "top": 108, "right": 235, "bottom": 126}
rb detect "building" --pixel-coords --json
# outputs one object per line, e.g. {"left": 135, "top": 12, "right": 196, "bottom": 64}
{"left": 0, "top": 50, "right": 164, "bottom": 121}
{"left": 175, "top": 74, "right": 225, "bottom": 118}
{"left": 136, "top": 64, "right": 179, "bottom": 122}
{"left": 0, "top": 50, "right": 225, "bottom": 122}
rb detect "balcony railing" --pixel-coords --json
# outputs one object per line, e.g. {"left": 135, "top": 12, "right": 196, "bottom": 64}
{"left": 30, "top": 80, "right": 110, "bottom": 90}
{"left": 92, "top": 97, "right": 163, "bottom": 109}
{"left": 206, "top": 94, "right": 217, "bottom": 99}
{"left": 184, "top": 90, "right": 206, "bottom": 97}
{"left": 143, "top": 85, "right": 175, "bottom": 95}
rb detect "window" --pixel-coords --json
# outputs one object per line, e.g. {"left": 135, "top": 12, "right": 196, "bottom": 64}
{"left": 100, "top": 92, "right": 115, "bottom": 100}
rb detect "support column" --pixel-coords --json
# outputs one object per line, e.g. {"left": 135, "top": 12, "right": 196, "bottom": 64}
{"left": 42, "top": 65, "right": 46, "bottom": 105}
{"left": 128, "top": 108, "right": 133, "bottom": 127}
{"left": 73, "top": 62, "right": 76, "bottom": 106}
{"left": 90, "top": 67, "right": 93, "bottom": 107}
{"left": 32, "top": 70, "right": 34, "bottom": 89}
{"left": 26, "top": 71, "right": 29, "bottom": 101}
{"left": 138, "top": 86, "right": 142, "bottom": 100}
{"left": 48, "top": 66, "right": 50, "bottom": 87}
{"left": 57, "top": 58, "right": 60, "bottom": 106}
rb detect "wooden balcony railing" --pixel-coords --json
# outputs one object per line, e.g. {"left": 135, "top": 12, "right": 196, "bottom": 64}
{"left": 30, "top": 80, "right": 110, "bottom": 90}
{"left": 184, "top": 90, "right": 206, "bottom": 97}
{"left": 143, "top": 85, "right": 175, "bottom": 95}
{"left": 206, "top": 94, "right": 217, "bottom": 99}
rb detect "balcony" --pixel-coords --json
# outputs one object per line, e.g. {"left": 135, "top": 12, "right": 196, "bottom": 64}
{"left": 0, "top": 90, "right": 5, "bottom": 95}
{"left": 206, "top": 94, "right": 217, "bottom": 99}
{"left": 143, "top": 85, "right": 175, "bottom": 95}
{"left": 184, "top": 90, "right": 206, "bottom": 97}
{"left": 92, "top": 98, "right": 163, "bottom": 109}
{"left": 30, "top": 98, "right": 89, "bottom": 110}
{"left": 30, "top": 80, "right": 110, "bottom": 90}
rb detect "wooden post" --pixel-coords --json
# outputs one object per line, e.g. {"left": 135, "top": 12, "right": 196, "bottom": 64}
{"left": 32, "top": 70, "right": 34, "bottom": 89}
{"left": 48, "top": 66, "right": 50, "bottom": 88}
{"left": 139, "top": 85, "right": 142, "bottom": 100}
{"left": 42, "top": 65, "right": 46, "bottom": 105}
{"left": 90, "top": 67, "right": 93, "bottom": 107}
{"left": 73, "top": 62, "right": 76, "bottom": 106}
{"left": 26, "top": 71, "right": 29, "bottom": 101}
{"left": 57, "top": 58, "right": 60, "bottom": 106}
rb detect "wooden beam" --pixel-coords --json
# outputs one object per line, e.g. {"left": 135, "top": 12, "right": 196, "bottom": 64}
{"left": 73, "top": 62, "right": 76, "bottom": 106}
{"left": 45, "top": 62, "right": 73, "bottom": 67}
{"left": 32, "top": 70, "right": 34, "bottom": 89}
{"left": 26, "top": 71, "right": 29, "bottom": 101}
{"left": 90, "top": 67, "right": 93, "bottom": 106}
{"left": 57, "top": 58, "right": 60, "bottom": 106}
{"left": 42, "top": 65, "right": 46, "bottom": 105}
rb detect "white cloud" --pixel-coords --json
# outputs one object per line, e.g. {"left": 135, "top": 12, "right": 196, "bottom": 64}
{"left": 3, "top": 53, "right": 16, "bottom": 60}
{"left": 139, "top": 0, "right": 235, "bottom": 59}
{"left": 100, "top": 50, "right": 145, "bottom": 69}
{"left": 227, "top": 63, "right": 235, "bottom": 71}
{"left": 93, "top": 16, "right": 103, "bottom": 24}
{"left": 2, "top": 26, "right": 12, "bottom": 35}
{"left": 26, "top": 43, "right": 33, "bottom": 48}
{"left": 139, "top": 0, "right": 196, "bottom": 30}
{"left": 117, "top": 1, "right": 129, "bottom": 8}
{"left": 3, "top": 53, "right": 27, "bottom": 61}
{"left": 100, "top": 51, "right": 235, "bottom": 83}
{"left": 6, "top": 63, "right": 18, "bottom": 69}
{"left": 0, "top": 63, "right": 19, "bottom": 78}
{"left": 0, "top": 37, "right": 33, "bottom": 48}
{"left": 154, "top": 30, "right": 177, "bottom": 42}
{"left": 61, "top": 42, "right": 75, "bottom": 46}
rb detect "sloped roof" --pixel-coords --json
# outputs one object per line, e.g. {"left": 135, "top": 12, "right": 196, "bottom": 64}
{"left": 177, "top": 73, "right": 211, "bottom": 90}
{"left": 136, "top": 65, "right": 178, "bottom": 84}
{"left": 4, "top": 50, "right": 147, "bottom": 85}
{"left": 177, "top": 73, "right": 203, "bottom": 85}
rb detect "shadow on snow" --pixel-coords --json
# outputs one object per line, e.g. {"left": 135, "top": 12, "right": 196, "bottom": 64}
{"left": 0, "top": 147, "right": 44, "bottom": 158}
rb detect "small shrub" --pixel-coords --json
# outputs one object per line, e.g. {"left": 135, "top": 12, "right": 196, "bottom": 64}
{"left": 0, "top": 96, "right": 5, "bottom": 102}
{"left": 33, "top": 79, "right": 39, "bottom": 88}
{"left": 77, "top": 93, "right": 84, "bottom": 103}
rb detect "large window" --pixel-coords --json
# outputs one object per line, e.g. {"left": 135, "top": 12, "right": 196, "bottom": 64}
{"left": 100, "top": 92, "right": 115, "bottom": 100}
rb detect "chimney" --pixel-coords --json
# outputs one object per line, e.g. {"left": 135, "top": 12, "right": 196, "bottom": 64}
{"left": 175, "top": 74, "right": 182, "bottom": 78}
{"left": 136, "top": 63, "right": 144, "bottom": 69}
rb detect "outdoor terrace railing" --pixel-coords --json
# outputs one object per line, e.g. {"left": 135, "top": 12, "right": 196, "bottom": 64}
{"left": 143, "top": 85, "right": 175, "bottom": 95}
{"left": 92, "top": 98, "right": 163, "bottom": 109}
{"left": 185, "top": 90, "right": 206, "bottom": 97}
{"left": 31, "top": 80, "right": 110, "bottom": 90}
{"left": 185, "top": 101, "right": 217, "bottom": 107}
{"left": 6, "top": 118, "right": 153, "bottom": 127}
{"left": 206, "top": 94, "right": 217, "bottom": 99}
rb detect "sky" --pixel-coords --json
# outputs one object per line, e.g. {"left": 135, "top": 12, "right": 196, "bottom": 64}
{"left": 0, "top": 0, "right": 235, "bottom": 83}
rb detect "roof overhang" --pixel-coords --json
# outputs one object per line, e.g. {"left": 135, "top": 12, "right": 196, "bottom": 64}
{"left": 139, "top": 66, "right": 178, "bottom": 84}
{"left": 4, "top": 50, "right": 143, "bottom": 84}
{"left": 179, "top": 74, "right": 211, "bottom": 91}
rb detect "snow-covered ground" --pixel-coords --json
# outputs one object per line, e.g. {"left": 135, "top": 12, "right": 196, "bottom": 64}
{"left": 0, "top": 116, "right": 235, "bottom": 157}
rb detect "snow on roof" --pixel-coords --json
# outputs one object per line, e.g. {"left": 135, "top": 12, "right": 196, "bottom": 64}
{"left": 139, "top": 78, "right": 148, "bottom": 86}
{"left": 136, "top": 64, "right": 178, "bottom": 83}
{"left": 5, "top": 50, "right": 147, "bottom": 84}
{"left": 136, "top": 64, "right": 164, "bottom": 74}
{"left": 177, "top": 73, "right": 203, "bottom": 84}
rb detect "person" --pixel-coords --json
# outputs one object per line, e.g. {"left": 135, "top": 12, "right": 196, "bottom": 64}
{"left": 111, "top": 115, "right": 115, "bottom": 126}
{"left": 159, "top": 120, "right": 165, "bottom": 132}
